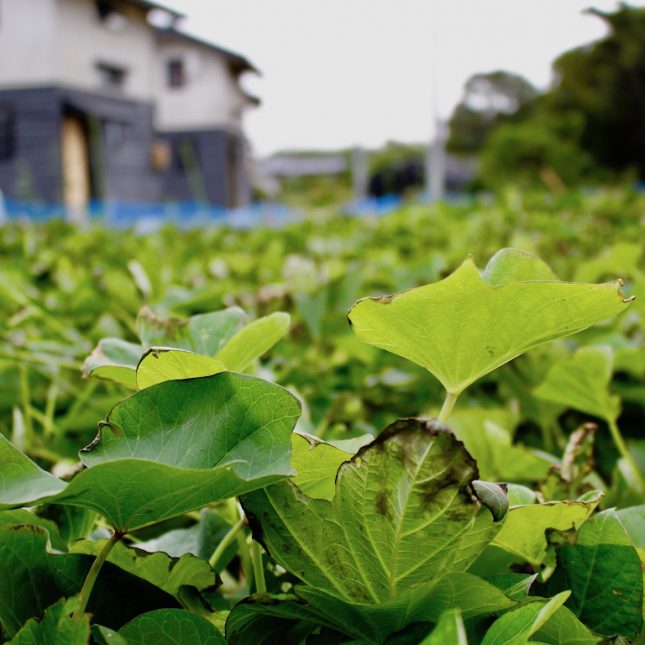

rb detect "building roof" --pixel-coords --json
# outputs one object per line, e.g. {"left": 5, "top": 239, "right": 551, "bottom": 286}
{"left": 123, "top": 0, "right": 184, "bottom": 19}
{"left": 155, "top": 28, "right": 260, "bottom": 75}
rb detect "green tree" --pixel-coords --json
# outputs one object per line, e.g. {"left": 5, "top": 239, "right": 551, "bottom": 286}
{"left": 546, "top": 5, "right": 645, "bottom": 177}
{"left": 447, "top": 71, "right": 538, "bottom": 154}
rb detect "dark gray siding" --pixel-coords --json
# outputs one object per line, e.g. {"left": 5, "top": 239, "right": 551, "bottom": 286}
{"left": 161, "top": 129, "right": 248, "bottom": 207}
{"left": 0, "top": 88, "right": 62, "bottom": 202}
{"left": 0, "top": 86, "right": 161, "bottom": 204}
{"left": 0, "top": 86, "right": 248, "bottom": 207}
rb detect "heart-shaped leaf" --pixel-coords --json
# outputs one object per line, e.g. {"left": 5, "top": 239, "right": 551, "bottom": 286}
{"left": 242, "top": 418, "right": 499, "bottom": 605}
{"left": 0, "top": 373, "right": 300, "bottom": 531}
{"left": 419, "top": 609, "right": 467, "bottom": 645}
{"left": 348, "top": 249, "right": 631, "bottom": 395}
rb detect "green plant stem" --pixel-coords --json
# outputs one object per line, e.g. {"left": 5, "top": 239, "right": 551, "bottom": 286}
{"left": 208, "top": 515, "right": 246, "bottom": 569}
{"left": 607, "top": 416, "right": 644, "bottom": 491}
{"left": 438, "top": 391, "right": 459, "bottom": 423}
{"left": 73, "top": 530, "right": 123, "bottom": 618}
{"left": 19, "top": 364, "right": 33, "bottom": 448}
{"left": 250, "top": 540, "right": 266, "bottom": 593}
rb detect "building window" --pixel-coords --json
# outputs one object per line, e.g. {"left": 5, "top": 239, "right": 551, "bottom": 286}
{"left": 167, "top": 59, "right": 185, "bottom": 89}
{"left": 96, "top": 62, "right": 127, "bottom": 89}
{"left": 0, "top": 106, "right": 15, "bottom": 160}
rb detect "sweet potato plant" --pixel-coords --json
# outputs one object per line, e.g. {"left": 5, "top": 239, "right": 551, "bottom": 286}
{"left": 0, "top": 246, "right": 642, "bottom": 644}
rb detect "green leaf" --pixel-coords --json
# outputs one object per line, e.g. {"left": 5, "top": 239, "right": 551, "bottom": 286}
{"left": 0, "top": 433, "right": 67, "bottom": 506}
{"left": 549, "top": 509, "right": 643, "bottom": 638}
{"left": 531, "top": 605, "right": 601, "bottom": 645}
{"left": 137, "top": 306, "right": 247, "bottom": 355}
{"left": 616, "top": 505, "right": 645, "bottom": 549}
{"left": 135, "top": 348, "right": 225, "bottom": 389}
{"left": 348, "top": 250, "right": 630, "bottom": 394}
{"left": 534, "top": 345, "right": 620, "bottom": 422}
{"left": 216, "top": 312, "right": 291, "bottom": 371}
{"left": 451, "top": 416, "right": 553, "bottom": 484}
{"left": 8, "top": 596, "right": 90, "bottom": 645}
{"left": 0, "top": 509, "right": 66, "bottom": 551}
{"left": 292, "top": 573, "right": 514, "bottom": 643}
{"left": 118, "top": 609, "right": 226, "bottom": 644}
{"left": 81, "top": 337, "right": 142, "bottom": 387}
{"left": 243, "top": 418, "right": 497, "bottom": 604}
{"left": 69, "top": 539, "right": 219, "bottom": 602}
{"left": 290, "top": 432, "right": 370, "bottom": 500}
{"left": 225, "top": 594, "right": 323, "bottom": 645}
{"left": 491, "top": 497, "right": 599, "bottom": 567}
{"left": 481, "top": 591, "right": 571, "bottom": 645}
{"left": 0, "top": 525, "right": 180, "bottom": 638}
{"left": 482, "top": 248, "right": 557, "bottom": 285}
{"left": 419, "top": 609, "right": 467, "bottom": 645}
{"left": 1, "top": 373, "right": 300, "bottom": 531}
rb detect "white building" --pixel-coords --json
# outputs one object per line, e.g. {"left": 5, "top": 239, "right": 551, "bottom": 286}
{"left": 0, "top": 0, "right": 259, "bottom": 209}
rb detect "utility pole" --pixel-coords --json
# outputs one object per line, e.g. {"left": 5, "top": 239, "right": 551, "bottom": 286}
{"left": 352, "top": 146, "right": 369, "bottom": 202}
{"left": 425, "top": 26, "right": 446, "bottom": 201}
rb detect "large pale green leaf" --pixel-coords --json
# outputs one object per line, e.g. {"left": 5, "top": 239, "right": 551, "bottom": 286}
{"left": 243, "top": 418, "right": 498, "bottom": 605}
{"left": 548, "top": 509, "right": 643, "bottom": 638}
{"left": 348, "top": 250, "right": 631, "bottom": 394}
{"left": 81, "top": 337, "right": 141, "bottom": 387}
{"left": 534, "top": 345, "right": 620, "bottom": 422}
{"left": 8, "top": 596, "right": 90, "bottom": 645}
{"left": 216, "top": 312, "right": 291, "bottom": 371}
{"left": 117, "top": 609, "right": 226, "bottom": 644}
{"left": 0, "top": 374, "right": 300, "bottom": 531}
{"left": 419, "top": 609, "right": 467, "bottom": 645}
{"left": 492, "top": 497, "right": 599, "bottom": 567}
{"left": 135, "top": 348, "right": 225, "bottom": 389}
{"left": 481, "top": 591, "right": 571, "bottom": 645}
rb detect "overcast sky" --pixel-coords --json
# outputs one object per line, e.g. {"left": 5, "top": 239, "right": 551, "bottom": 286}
{"left": 164, "top": 0, "right": 643, "bottom": 156}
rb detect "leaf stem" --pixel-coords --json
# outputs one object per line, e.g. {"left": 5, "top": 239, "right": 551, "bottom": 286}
{"left": 250, "top": 540, "right": 266, "bottom": 594}
{"left": 438, "top": 391, "right": 459, "bottom": 423}
{"left": 208, "top": 515, "right": 246, "bottom": 569}
{"left": 607, "top": 416, "right": 644, "bottom": 491}
{"left": 73, "top": 530, "right": 123, "bottom": 618}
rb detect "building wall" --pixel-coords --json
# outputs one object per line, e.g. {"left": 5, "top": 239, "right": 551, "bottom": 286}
{"left": 0, "top": 0, "right": 58, "bottom": 87}
{"left": 0, "top": 86, "right": 161, "bottom": 203}
{"left": 0, "top": 0, "right": 156, "bottom": 102}
{"left": 55, "top": 0, "right": 157, "bottom": 102}
{"left": 160, "top": 129, "right": 248, "bottom": 207}
{"left": 155, "top": 38, "right": 249, "bottom": 132}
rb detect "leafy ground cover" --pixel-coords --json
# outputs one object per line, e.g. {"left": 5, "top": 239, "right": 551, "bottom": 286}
{"left": 0, "top": 190, "right": 643, "bottom": 643}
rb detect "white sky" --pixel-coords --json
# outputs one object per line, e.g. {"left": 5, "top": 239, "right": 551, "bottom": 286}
{"left": 164, "top": 0, "right": 644, "bottom": 156}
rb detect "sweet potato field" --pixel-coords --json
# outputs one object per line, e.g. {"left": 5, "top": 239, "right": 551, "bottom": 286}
{"left": 0, "top": 191, "right": 643, "bottom": 644}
